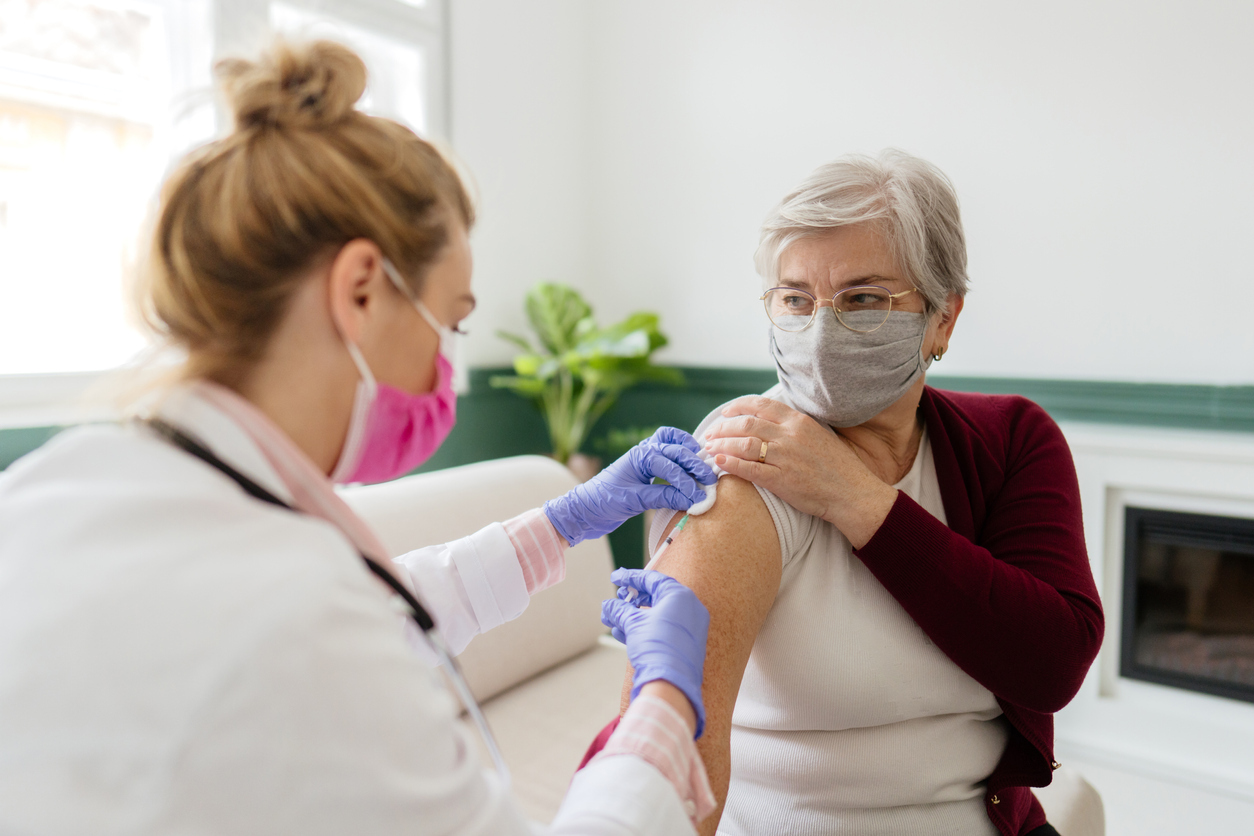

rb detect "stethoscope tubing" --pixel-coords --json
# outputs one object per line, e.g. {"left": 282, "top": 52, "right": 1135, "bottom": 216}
{"left": 142, "top": 418, "right": 511, "bottom": 788}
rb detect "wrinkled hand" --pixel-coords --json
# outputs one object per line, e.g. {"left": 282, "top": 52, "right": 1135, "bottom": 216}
{"left": 701, "top": 396, "right": 897, "bottom": 548}
{"left": 544, "top": 427, "right": 716, "bottom": 546}
{"left": 602, "top": 568, "right": 709, "bottom": 739}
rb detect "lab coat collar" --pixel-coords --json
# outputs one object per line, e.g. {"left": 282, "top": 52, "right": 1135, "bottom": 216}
{"left": 153, "top": 384, "right": 296, "bottom": 507}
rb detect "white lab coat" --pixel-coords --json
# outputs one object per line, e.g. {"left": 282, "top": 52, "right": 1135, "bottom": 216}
{"left": 0, "top": 391, "right": 693, "bottom": 835}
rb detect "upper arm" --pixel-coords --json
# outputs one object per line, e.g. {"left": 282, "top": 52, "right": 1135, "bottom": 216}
{"left": 629, "top": 476, "right": 781, "bottom": 832}
{"left": 650, "top": 476, "right": 781, "bottom": 717}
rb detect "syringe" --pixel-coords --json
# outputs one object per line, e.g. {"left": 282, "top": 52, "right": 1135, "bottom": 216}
{"left": 652, "top": 512, "right": 691, "bottom": 563}
{"left": 624, "top": 513, "right": 691, "bottom": 602}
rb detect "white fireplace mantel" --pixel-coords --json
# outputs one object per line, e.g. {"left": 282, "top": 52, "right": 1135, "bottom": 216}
{"left": 1055, "top": 422, "right": 1254, "bottom": 804}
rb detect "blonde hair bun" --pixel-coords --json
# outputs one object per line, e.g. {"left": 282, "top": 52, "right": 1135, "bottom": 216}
{"left": 141, "top": 37, "right": 472, "bottom": 386}
{"left": 216, "top": 40, "right": 366, "bottom": 131}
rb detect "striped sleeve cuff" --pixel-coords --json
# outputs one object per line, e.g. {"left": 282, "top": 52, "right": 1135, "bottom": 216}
{"left": 590, "top": 694, "right": 717, "bottom": 824}
{"left": 503, "top": 508, "right": 567, "bottom": 595}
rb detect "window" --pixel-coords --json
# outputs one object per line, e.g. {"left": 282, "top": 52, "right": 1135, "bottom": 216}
{"left": 270, "top": 3, "right": 439, "bottom": 136}
{"left": 0, "top": 0, "right": 446, "bottom": 425}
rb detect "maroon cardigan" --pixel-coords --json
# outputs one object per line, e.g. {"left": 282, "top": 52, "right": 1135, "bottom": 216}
{"left": 580, "top": 387, "right": 1105, "bottom": 836}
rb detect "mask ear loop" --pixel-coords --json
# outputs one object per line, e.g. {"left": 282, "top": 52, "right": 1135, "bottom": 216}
{"left": 330, "top": 339, "right": 379, "bottom": 483}
{"left": 382, "top": 258, "right": 443, "bottom": 328}
{"left": 382, "top": 258, "right": 458, "bottom": 364}
{"left": 412, "top": 297, "right": 448, "bottom": 335}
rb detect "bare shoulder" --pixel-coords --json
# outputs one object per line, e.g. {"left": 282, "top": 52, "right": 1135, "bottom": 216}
{"left": 650, "top": 475, "right": 781, "bottom": 651}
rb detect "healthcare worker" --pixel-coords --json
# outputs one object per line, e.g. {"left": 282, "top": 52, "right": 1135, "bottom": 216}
{"left": 0, "top": 40, "right": 719, "bottom": 835}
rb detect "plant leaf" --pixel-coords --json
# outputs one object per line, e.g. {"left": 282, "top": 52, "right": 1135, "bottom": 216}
{"left": 525, "top": 283, "right": 592, "bottom": 355}
{"left": 512, "top": 353, "right": 545, "bottom": 376}
{"left": 493, "top": 287, "right": 681, "bottom": 460}
{"left": 587, "top": 358, "right": 685, "bottom": 394}
{"left": 576, "top": 312, "right": 671, "bottom": 357}
{"left": 574, "top": 316, "right": 598, "bottom": 340}
{"left": 495, "top": 330, "right": 534, "bottom": 353}
{"left": 536, "top": 357, "right": 563, "bottom": 380}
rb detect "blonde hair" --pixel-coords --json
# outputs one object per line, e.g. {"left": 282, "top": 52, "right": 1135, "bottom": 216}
{"left": 137, "top": 39, "right": 474, "bottom": 384}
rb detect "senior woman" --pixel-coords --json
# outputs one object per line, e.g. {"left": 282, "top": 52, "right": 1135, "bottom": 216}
{"left": 585, "top": 151, "right": 1104, "bottom": 836}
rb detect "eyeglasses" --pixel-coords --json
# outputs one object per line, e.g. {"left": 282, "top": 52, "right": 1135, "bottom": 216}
{"left": 760, "top": 285, "right": 921, "bottom": 333}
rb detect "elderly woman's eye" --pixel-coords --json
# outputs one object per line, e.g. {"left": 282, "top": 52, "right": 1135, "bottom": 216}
{"left": 842, "top": 290, "right": 892, "bottom": 310}
{"left": 766, "top": 289, "right": 814, "bottom": 313}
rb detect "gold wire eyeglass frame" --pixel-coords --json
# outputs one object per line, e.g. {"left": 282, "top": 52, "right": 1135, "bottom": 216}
{"left": 759, "top": 285, "right": 921, "bottom": 333}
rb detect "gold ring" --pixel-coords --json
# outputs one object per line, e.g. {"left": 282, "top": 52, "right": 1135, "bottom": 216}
{"left": 758, "top": 441, "right": 769, "bottom": 464}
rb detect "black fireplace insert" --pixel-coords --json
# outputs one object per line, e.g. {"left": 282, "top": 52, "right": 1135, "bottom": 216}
{"left": 1121, "top": 507, "right": 1254, "bottom": 704}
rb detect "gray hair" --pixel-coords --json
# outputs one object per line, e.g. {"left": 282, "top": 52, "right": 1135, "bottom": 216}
{"left": 754, "top": 149, "right": 969, "bottom": 311}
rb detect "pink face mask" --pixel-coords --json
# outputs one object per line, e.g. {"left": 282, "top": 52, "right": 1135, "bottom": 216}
{"left": 330, "top": 264, "right": 459, "bottom": 485}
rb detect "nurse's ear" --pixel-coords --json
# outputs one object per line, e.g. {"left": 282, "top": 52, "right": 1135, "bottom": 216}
{"left": 326, "top": 239, "right": 388, "bottom": 346}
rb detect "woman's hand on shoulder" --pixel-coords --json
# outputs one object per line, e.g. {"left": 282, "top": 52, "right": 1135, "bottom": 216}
{"left": 702, "top": 396, "right": 896, "bottom": 548}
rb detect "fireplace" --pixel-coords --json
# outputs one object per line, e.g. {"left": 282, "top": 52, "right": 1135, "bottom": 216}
{"left": 1121, "top": 507, "right": 1254, "bottom": 704}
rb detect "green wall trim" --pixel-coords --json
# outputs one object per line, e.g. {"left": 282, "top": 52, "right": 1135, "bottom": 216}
{"left": 924, "top": 375, "right": 1254, "bottom": 433}
{"left": 4, "top": 369, "right": 1252, "bottom": 568}
{"left": 0, "top": 426, "right": 62, "bottom": 471}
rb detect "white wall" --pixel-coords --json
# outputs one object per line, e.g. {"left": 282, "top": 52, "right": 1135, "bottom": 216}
{"left": 448, "top": 0, "right": 592, "bottom": 370}
{"left": 457, "top": 0, "right": 1254, "bottom": 384}
{"left": 445, "top": 5, "right": 1254, "bottom": 832}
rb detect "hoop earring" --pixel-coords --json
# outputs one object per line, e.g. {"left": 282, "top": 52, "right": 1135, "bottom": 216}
{"left": 931, "top": 347, "right": 945, "bottom": 362}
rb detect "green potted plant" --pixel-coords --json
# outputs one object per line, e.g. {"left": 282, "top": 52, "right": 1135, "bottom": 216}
{"left": 490, "top": 283, "right": 683, "bottom": 479}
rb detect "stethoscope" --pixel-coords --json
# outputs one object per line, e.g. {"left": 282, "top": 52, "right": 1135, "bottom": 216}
{"left": 144, "top": 418, "right": 511, "bottom": 788}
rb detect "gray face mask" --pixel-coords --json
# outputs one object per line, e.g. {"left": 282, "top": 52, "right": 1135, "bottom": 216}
{"left": 769, "top": 309, "right": 933, "bottom": 428}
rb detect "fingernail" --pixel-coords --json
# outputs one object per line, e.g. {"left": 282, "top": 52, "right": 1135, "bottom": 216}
{"left": 714, "top": 454, "right": 726, "bottom": 465}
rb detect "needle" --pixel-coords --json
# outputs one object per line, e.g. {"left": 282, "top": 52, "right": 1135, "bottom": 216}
{"left": 625, "top": 514, "right": 690, "bottom": 602}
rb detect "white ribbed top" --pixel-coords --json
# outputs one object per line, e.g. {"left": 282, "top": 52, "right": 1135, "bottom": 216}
{"left": 652, "top": 393, "right": 1008, "bottom": 836}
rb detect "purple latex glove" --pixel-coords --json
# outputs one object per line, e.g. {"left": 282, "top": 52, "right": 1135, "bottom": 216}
{"left": 543, "top": 427, "right": 716, "bottom": 547}
{"left": 602, "top": 568, "right": 710, "bottom": 739}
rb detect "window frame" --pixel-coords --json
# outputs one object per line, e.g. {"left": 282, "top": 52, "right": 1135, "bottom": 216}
{"left": 0, "top": 0, "right": 450, "bottom": 428}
